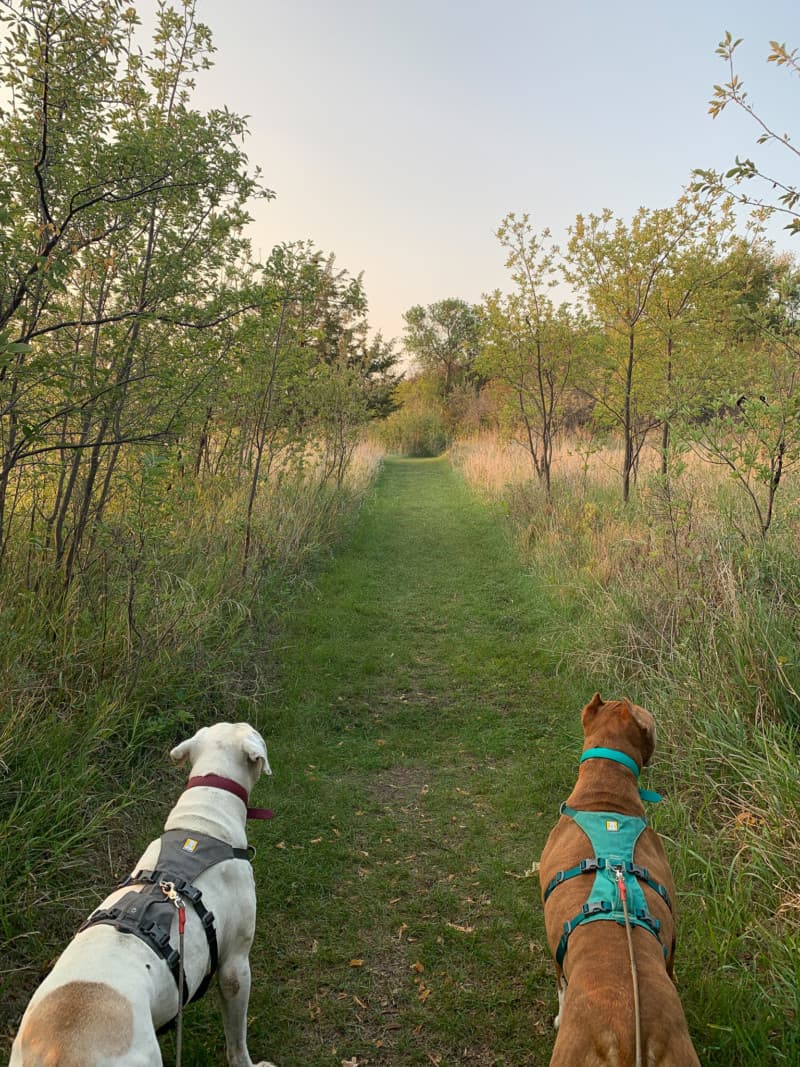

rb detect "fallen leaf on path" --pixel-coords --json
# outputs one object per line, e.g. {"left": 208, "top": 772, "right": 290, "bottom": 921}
{"left": 410, "top": 960, "right": 424, "bottom": 973}
{"left": 505, "top": 861, "right": 539, "bottom": 879}
{"left": 349, "top": 958, "right": 364, "bottom": 967}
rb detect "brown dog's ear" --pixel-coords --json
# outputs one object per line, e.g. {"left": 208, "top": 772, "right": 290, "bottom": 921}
{"left": 581, "top": 692, "right": 604, "bottom": 730}
{"left": 626, "top": 700, "right": 656, "bottom": 766}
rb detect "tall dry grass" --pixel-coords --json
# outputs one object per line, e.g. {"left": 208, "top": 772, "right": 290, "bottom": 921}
{"left": 0, "top": 441, "right": 384, "bottom": 1015}
{"left": 451, "top": 431, "right": 800, "bottom": 1063}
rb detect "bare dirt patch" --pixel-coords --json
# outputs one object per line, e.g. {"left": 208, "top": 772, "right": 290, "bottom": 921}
{"left": 366, "top": 765, "right": 432, "bottom": 812}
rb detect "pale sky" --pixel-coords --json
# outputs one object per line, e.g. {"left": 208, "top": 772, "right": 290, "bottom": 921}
{"left": 177, "top": 2, "right": 799, "bottom": 343}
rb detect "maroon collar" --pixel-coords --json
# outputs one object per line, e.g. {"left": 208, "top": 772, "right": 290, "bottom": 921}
{"left": 185, "top": 773, "right": 274, "bottom": 820}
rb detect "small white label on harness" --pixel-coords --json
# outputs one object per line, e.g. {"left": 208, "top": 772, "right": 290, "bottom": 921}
{"left": 182, "top": 837, "right": 199, "bottom": 853}
{"left": 605, "top": 820, "right": 619, "bottom": 832}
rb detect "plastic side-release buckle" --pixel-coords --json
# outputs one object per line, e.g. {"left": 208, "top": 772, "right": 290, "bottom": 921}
{"left": 580, "top": 857, "right": 604, "bottom": 874}
{"left": 582, "top": 900, "right": 612, "bottom": 917}
{"left": 636, "top": 909, "right": 661, "bottom": 934}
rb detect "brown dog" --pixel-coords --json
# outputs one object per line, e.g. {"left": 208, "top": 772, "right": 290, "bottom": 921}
{"left": 538, "top": 694, "right": 700, "bottom": 1066}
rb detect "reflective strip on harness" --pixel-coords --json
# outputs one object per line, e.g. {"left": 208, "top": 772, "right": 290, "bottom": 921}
{"left": 79, "top": 829, "right": 251, "bottom": 1009}
{"left": 547, "top": 804, "right": 672, "bottom": 967}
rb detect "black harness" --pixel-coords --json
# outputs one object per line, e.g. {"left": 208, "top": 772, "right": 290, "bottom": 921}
{"left": 80, "top": 829, "right": 251, "bottom": 1006}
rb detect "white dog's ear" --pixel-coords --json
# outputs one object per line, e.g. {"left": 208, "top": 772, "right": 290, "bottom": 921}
{"left": 170, "top": 734, "right": 197, "bottom": 767}
{"left": 243, "top": 730, "right": 271, "bottom": 776}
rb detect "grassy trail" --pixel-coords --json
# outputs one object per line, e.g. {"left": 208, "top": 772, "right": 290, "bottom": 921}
{"left": 178, "top": 458, "right": 607, "bottom": 1064}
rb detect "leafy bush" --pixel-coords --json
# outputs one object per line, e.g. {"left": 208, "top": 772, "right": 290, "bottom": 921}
{"left": 379, "top": 407, "right": 450, "bottom": 457}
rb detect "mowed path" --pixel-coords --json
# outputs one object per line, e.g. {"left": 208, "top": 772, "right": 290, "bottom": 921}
{"left": 178, "top": 457, "right": 587, "bottom": 1066}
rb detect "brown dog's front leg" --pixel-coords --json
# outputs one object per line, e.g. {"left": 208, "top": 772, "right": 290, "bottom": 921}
{"left": 553, "top": 972, "right": 567, "bottom": 1030}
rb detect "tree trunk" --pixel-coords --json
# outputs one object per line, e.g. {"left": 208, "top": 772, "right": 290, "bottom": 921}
{"left": 622, "top": 328, "right": 635, "bottom": 504}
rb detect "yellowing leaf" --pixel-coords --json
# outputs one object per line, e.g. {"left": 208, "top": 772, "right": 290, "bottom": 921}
{"left": 446, "top": 922, "right": 474, "bottom": 934}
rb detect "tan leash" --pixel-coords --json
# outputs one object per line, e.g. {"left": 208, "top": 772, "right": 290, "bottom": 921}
{"left": 615, "top": 868, "right": 643, "bottom": 1067}
{"left": 161, "top": 881, "right": 187, "bottom": 1067}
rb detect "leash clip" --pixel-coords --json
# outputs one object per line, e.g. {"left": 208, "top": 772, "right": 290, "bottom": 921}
{"left": 159, "top": 880, "right": 185, "bottom": 911}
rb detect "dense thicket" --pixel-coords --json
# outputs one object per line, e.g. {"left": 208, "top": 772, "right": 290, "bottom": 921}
{"left": 392, "top": 201, "right": 800, "bottom": 537}
{"left": 0, "top": 0, "right": 397, "bottom": 1004}
{"left": 0, "top": 0, "right": 398, "bottom": 585}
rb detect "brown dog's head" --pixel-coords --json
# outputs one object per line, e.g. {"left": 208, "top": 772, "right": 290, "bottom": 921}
{"left": 581, "top": 692, "right": 656, "bottom": 769}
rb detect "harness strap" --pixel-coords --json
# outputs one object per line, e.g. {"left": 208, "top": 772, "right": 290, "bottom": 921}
{"left": 547, "top": 802, "right": 672, "bottom": 968}
{"left": 543, "top": 858, "right": 672, "bottom": 910}
{"left": 79, "top": 905, "right": 191, "bottom": 1004}
{"left": 115, "top": 869, "right": 223, "bottom": 1004}
{"left": 555, "top": 901, "right": 666, "bottom": 967}
{"left": 79, "top": 835, "right": 252, "bottom": 1008}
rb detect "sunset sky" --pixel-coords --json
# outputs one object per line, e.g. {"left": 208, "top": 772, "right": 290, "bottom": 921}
{"left": 181, "top": 0, "right": 799, "bottom": 345}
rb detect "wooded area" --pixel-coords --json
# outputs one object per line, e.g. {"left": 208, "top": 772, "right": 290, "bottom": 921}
{"left": 0, "top": 0, "right": 399, "bottom": 587}
{"left": 2, "top": 4, "right": 799, "bottom": 1063}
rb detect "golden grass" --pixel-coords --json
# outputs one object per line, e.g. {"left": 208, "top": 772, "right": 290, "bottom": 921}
{"left": 450, "top": 431, "right": 731, "bottom": 498}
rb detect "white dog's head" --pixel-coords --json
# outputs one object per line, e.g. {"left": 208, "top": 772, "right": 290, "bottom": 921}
{"left": 170, "top": 722, "right": 271, "bottom": 789}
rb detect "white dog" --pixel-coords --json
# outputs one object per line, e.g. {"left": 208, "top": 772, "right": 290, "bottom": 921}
{"left": 11, "top": 722, "right": 276, "bottom": 1067}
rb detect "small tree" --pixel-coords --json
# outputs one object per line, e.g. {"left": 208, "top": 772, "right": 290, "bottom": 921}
{"left": 402, "top": 298, "right": 482, "bottom": 395}
{"left": 565, "top": 208, "right": 675, "bottom": 502}
{"left": 480, "top": 215, "right": 575, "bottom": 494}
{"left": 677, "top": 258, "right": 800, "bottom": 538}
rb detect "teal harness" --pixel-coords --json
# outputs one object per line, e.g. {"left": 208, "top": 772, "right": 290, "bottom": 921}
{"left": 544, "top": 747, "right": 672, "bottom": 967}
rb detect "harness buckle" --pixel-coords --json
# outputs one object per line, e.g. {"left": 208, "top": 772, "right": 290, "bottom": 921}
{"left": 636, "top": 909, "right": 661, "bottom": 934}
{"left": 579, "top": 857, "right": 603, "bottom": 874}
{"left": 181, "top": 883, "right": 202, "bottom": 905}
{"left": 582, "top": 900, "right": 612, "bottom": 917}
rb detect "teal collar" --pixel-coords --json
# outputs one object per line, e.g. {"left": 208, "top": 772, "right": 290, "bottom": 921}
{"left": 580, "top": 746, "right": 663, "bottom": 803}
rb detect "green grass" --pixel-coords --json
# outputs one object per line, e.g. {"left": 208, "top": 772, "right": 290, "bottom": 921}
{"left": 0, "top": 472, "right": 374, "bottom": 1036}
{"left": 169, "top": 457, "right": 667, "bottom": 1066}
{"left": 451, "top": 437, "right": 800, "bottom": 1066}
{"left": 10, "top": 454, "right": 779, "bottom": 1065}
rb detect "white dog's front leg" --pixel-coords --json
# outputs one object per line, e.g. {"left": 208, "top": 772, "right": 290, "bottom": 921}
{"left": 218, "top": 956, "right": 276, "bottom": 1067}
